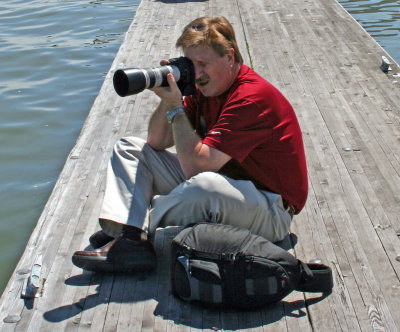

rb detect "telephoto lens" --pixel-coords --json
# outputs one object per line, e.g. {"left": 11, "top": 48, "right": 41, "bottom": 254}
{"left": 113, "top": 57, "right": 195, "bottom": 97}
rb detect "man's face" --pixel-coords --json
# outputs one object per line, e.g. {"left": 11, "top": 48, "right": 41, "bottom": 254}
{"left": 184, "top": 45, "right": 235, "bottom": 97}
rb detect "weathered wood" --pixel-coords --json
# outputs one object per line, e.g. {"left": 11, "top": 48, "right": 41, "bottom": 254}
{"left": 1, "top": 0, "right": 399, "bottom": 330}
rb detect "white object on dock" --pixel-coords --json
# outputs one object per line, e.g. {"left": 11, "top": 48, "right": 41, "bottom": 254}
{"left": 380, "top": 55, "right": 392, "bottom": 73}
{"left": 21, "top": 255, "right": 42, "bottom": 299}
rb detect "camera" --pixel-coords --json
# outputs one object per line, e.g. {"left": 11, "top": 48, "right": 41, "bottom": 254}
{"left": 113, "top": 57, "right": 196, "bottom": 97}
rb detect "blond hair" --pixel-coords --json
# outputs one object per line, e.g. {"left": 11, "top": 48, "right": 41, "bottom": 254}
{"left": 176, "top": 16, "right": 243, "bottom": 65}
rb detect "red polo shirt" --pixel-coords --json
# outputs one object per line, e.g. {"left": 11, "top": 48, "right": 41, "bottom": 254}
{"left": 184, "top": 65, "right": 308, "bottom": 213}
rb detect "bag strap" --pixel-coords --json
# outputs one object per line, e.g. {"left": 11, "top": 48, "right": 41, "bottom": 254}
{"left": 295, "top": 262, "right": 333, "bottom": 293}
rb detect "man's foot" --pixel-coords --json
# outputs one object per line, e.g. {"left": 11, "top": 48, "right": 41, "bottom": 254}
{"left": 72, "top": 227, "right": 156, "bottom": 273}
{"left": 89, "top": 230, "right": 114, "bottom": 249}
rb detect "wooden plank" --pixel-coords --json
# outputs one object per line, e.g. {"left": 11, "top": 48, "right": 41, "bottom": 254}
{"left": 1, "top": 0, "right": 400, "bottom": 331}
{"left": 289, "top": 0, "right": 400, "bottom": 324}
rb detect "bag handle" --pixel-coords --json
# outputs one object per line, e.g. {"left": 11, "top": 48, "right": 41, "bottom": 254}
{"left": 296, "top": 262, "right": 333, "bottom": 293}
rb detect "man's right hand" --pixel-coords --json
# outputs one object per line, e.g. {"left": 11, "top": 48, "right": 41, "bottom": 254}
{"left": 151, "top": 76, "right": 183, "bottom": 111}
{"left": 150, "top": 60, "right": 183, "bottom": 111}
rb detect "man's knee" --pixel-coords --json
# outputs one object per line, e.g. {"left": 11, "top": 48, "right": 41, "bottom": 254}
{"left": 115, "top": 136, "right": 145, "bottom": 151}
{"left": 112, "top": 137, "right": 147, "bottom": 160}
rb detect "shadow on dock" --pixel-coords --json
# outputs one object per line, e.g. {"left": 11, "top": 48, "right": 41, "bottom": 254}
{"left": 43, "top": 271, "right": 328, "bottom": 330}
{"left": 42, "top": 230, "right": 306, "bottom": 330}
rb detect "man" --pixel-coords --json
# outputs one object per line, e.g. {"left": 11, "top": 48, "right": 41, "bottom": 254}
{"left": 72, "top": 16, "right": 308, "bottom": 273}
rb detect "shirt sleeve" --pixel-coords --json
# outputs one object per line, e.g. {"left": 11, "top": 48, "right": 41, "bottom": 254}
{"left": 203, "top": 99, "right": 274, "bottom": 162}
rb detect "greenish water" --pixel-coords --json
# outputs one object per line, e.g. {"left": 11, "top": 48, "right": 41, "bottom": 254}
{"left": 0, "top": 0, "right": 399, "bottom": 295}
{"left": 0, "top": 0, "right": 140, "bottom": 293}
{"left": 338, "top": 0, "right": 400, "bottom": 64}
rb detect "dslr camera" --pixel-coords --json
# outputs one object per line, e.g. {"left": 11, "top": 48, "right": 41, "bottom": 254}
{"left": 113, "top": 57, "right": 196, "bottom": 97}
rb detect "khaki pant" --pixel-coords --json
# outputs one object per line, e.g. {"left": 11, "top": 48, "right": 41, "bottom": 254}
{"left": 99, "top": 137, "right": 292, "bottom": 243}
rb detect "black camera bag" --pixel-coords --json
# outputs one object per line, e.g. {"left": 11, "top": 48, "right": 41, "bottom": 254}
{"left": 171, "top": 223, "right": 333, "bottom": 309}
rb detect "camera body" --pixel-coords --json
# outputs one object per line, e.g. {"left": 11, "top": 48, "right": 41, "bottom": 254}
{"left": 113, "top": 57, "right": 196, "bottom": 97}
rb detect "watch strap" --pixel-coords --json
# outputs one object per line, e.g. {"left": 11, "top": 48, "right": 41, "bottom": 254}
{"left": 166, "top": 107, "right": 185, "bottom": 123}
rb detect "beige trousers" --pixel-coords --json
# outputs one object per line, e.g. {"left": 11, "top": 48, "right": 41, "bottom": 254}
{"left": 99, "top": 137, "right": 292, "bottom": 243}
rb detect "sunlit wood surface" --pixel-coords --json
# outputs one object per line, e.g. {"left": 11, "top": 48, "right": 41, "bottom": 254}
{"left": 1, "top": 0, "right": 399, "bottom": 330}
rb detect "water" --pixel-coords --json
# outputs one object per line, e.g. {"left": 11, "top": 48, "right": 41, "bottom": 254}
{"left": 0, "top": 0, "right": 140, "bottom": 293}
{"left": 0, "top": 0, "right": 399, "bottom": 295}
{"left": 338, "top": 0, "right": 400, "bottom": 64}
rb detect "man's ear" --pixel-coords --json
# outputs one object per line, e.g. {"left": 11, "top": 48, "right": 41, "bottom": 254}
{"left": 226, "top": 48, "right": 235, "bottom": 66}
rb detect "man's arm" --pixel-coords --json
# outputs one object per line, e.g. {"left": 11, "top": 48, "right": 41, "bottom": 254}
{"left": 150, "top": 73, "right": 231, "bottom": 178}
{"left": 171, "top": 111, "right": 231, "bottom": 178}
{"left": 147, "top": 101, "right": 174, "bottom": 150}
{"left": 147, "top": 59, "right": 181, "bottom": 150}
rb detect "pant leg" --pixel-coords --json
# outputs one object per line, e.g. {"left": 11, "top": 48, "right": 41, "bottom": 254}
{"left": 149, "top": 172, "right": 292, "bottom": 242}
{"left": 99, "top": 137, "right": 185, "bottom": 237}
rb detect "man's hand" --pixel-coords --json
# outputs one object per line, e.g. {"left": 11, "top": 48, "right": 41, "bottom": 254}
{"left": 150, "top": 60, "right": 183, "bottom": 111}
{"left": 147, "top": 60, "right": 182, "bottom": 150}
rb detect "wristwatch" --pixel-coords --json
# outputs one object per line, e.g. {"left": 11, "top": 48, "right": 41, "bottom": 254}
{"left": 166, "top": 107, "right": 185, "bottom": 123}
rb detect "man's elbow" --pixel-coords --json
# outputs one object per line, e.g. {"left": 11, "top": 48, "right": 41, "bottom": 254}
{"left": 146, "top": 134, "right": 173, "bottom": 151}
{"left": 181, "top": 159, "right": 220, "bottom": 180}
{"left": 146, "top": 137, "right": 162, "bottom": 150}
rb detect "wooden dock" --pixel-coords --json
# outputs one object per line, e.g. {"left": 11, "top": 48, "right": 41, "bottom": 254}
{"left": 1, "top": 0, "right": 400, "bottom": 330}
